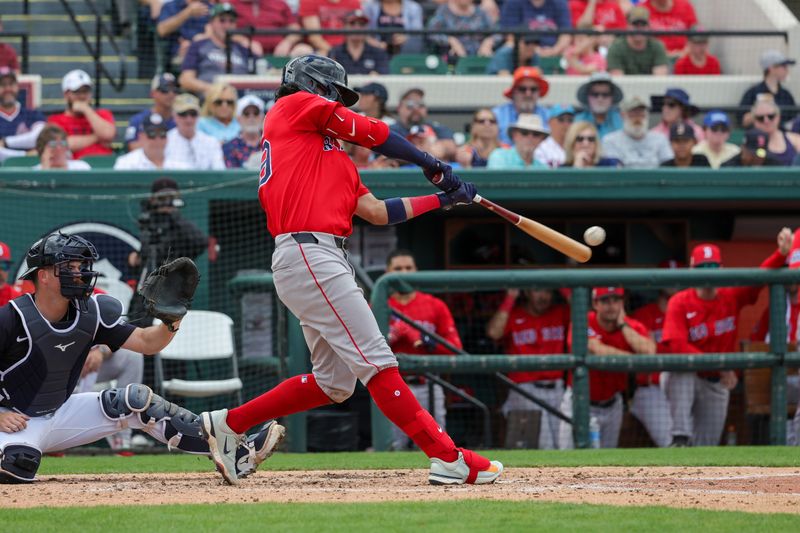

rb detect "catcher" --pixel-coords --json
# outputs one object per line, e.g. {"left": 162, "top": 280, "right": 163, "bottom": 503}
{"left": 0, "top": 232, "right": 283, "bottom": 483}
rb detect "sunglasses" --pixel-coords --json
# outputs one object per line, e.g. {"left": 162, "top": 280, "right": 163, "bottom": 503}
{"left": 516, "top": 86, "right": 539, "bottom": 94}
{"left": 589, "top": 92, "right": 612, "bottom": 99}
{"left": 214, "top": 99, "right": 235, "bottom": 106}
{"left": 709, "top": 124, "right": 729, "bottom": 133}
{"left": 474, "top": 118, "right": 497, "bottom": 124}
{"left": 575, "top": 135, "right": 596, "bottom": 143}
{"left": 694, "top": 262, "right": 721, "bottom": 269}
{"left": 218, "top": 16, "right": 237, "bottom": 24}
{"left": 755, "top": 113, "right": 777, "bottom": 122}
{"left": 557, "top": 115, "right": 575, "bottom": 123}
{"left": 145, "top": 130, "right": 168, "bottom": 139}
{"left": 663, "top": 100, "right": 682, "bottom": 108}
{"left": 177, "top": 110, "right": 198, "bottom": 118}
{"left": 517, "top": 130, "right": 546, "bottom": 137}
{"left": 46, "top": 139, "right": 68, "bottom": 148}
{"left": 242, "top": 110, "right": 262, "bottom": 117}
{"left": 404, "top": 100, "right": 425, "bottom": 109}
{"left": 157, "top": 87, "right": 178, "bottom": 94}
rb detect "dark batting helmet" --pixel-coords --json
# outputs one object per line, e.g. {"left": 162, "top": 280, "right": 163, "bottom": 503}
{"left": 20, "top": 232, "right": 99, "bottom": 306}
{"left": 282, "top": 55, "right": 359, "bottom": 108}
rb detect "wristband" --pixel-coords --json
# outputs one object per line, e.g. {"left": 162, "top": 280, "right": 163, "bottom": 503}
{"left": 385, "top": 197, "right": 407, "bottom": 225}
{"left": 499, "top": 295, "right": 516, "bottom": 313}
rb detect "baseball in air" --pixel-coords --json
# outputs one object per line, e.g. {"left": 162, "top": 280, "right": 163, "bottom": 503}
{"left": 583, "top": 226, "right": 606, "bottom": 247}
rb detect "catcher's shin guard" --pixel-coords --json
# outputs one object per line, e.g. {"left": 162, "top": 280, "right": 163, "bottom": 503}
{"left": 0, "top": 444, "right": 42, "bottom": 483}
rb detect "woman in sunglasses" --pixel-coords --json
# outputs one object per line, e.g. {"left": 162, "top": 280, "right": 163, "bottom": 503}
{"left": 455, "top": 108, "right": 506, "bottom": 168}
{"left": 561, "top": 121, "right": 619, "bottom": 168}
{"left": 751, "top": 96, "right": 800, "bottom": 166}
{"left": 198, "top": 83, "right": 241, "bottom": 143}
{"left": 32, "top": 124, "right": 91, "bottom": 170}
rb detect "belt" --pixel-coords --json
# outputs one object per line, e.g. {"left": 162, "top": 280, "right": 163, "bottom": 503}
{"left": 531, "top": 381, "right": 557, "bottom": 389}
{"left": 590, "top": 396, "right": 618, "bottom": 409}
{"left": 292, "top": 232, "right": 348, "bottom": 250}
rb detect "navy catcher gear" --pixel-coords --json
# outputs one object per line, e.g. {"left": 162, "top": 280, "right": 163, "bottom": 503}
{"left": 0, "top": 445, "right": 41, "bottom": 483}
{"left": 282, "top": 55, "right": 359, "bottom": 108}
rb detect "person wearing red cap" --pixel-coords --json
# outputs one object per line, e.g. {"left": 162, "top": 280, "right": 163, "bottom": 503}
{"left": 491, "top": 66, "right": 550, "bottom": 145}
{"left": 662, "top": 228, "right": 793, "bottom": 447}
{"left": 486, "top": 287, "right": 570, "bottom": 449}
{"left": 0, "top": 242, "right": 24, "bottom": 307}
{"left": 560, "top": 286, "right": 656, "bottom": 448}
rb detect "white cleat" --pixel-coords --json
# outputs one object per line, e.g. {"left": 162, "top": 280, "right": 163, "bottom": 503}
{"left": 200, "top": 409, "right": 244, "bottom": 486}
{"left": 429, "top": 448, "right": 504, "bottom": 485}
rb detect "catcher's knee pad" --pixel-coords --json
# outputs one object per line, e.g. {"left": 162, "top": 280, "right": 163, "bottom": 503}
{"left": 0, "top": 444, "right": 42, "bottom": 484}
{"left": 100, "top": 384, "right": 202, "bottom": 439}
{"left": 100, "top": 383, "right": 154, "bottom": 420}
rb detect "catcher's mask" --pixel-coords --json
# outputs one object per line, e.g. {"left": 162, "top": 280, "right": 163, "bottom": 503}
{"left": 20, "top": 232, "right": 99, "bottom": 310}
{"left": 282, "top": 55, "right": 359, "bottom": 108}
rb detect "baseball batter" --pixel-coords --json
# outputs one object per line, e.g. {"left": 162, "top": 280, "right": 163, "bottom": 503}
{"left": 560, "top": 287, "right": 655, "bottom": 449}
{"left": 0, "top": 233, "right": 279, "bottom": 483}
{"left": 662, "top": 229, "right": 791, "bottom": 447}
{"left": 486, "top": 288, "right": 569, "bottom": 449}
{"left": 200, "top": 55, "right": 502, "bottom": 486}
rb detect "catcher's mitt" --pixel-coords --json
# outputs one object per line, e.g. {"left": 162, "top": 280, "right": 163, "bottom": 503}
{"left": 138, "top": 257, "right": 200, "bottom": 331}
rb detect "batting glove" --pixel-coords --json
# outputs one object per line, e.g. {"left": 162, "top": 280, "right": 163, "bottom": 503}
{"left": 422, "top": 157, "right": 461, "bottom": 192}
{"left": 438, "top": 181, "right": 477, "bottom": 210}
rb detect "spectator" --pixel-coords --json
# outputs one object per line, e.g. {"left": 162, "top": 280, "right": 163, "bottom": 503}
{"left": 559, "top": 287, "right": 656, "bottom": 449}
{"left": 486, "top": 288, "right": 569, "bottom": 450}
{"left": 32, "top": 124, "right": 92, "bottom": 170}
{"left": 156, "top": 0, "right": 212, "bottom": 62}
{"left": 574, "top": 72, "right": 624, "bottom": 139}
{"left": 363, "top": 0, "right": 424, "bottom": 56}
{"left": 179, "top": 3, "right": 251, "bottom": 96}
{"left": 198, "top": 83, "right": 241, "bottom": 143}
{"left": 426, "top": 0, "right": 496, "bottom": 62}
{"left": 0, "top": 16, "right": 20, "bottom": 73}
{"left": 493, "top": 66, "right": 550, "bottom": 145}
{"left": 749, "top": 96, "right": 800, "bottom": 166}
{"left": 47, "top": 70, "right": 115, "bottom": 160}
{"left": 487, "top": 113, "right": 549, "bottom": 169}
{"left": 125, "top": 73, "right": 178, "bottom": 151}
{"left": 455, "top": 108, "right": 506, "bottom": 168}
{"left": 569, "top": 0, "right": 626, "bottom": 33}
{"left": 385, "top": 250, "right": 461, "bottom": 451}
{"left": 606, "top": 6, "right": 669, "bottom": 76}
{"left": 673, "top": 33, "right": 721, "bottom": 75}
{"left": 562, "top": 121, "right": 619, "bottom": 167}
{"left": 229, "top": 0, "right": 305, "bottom": 56}
{"left": 563, "top": 22, "right": 607, "bottom": 75}
{"left": 721, "top": 129, "right": 781, "bottom": 167}
{"left": 0, "top": 68, "right": 46, "bottom": 162}
{"left": 536, "top": 104, "right": 574, "bottom": 168}
{"left": 329, "top": 10, "right": 390, "bottom": 75}
{"left": 355, "top": 82, "right": 394, "bottom": 125}
{"left": 114, "top": 114, "right": 191, "bottom": 170}
{"left": 0, "top": 242, "right": 27, "bottom": 306}
{"left": 223, "top": 95, "right": 266, "bottom": 169}
{"left": 299, "top": 0, "right": 365, "bottom": 56}
{"left": 650, "top": 88, "right": 703, "bottom": 141}
{"left": 662, "top": 232, "right": 792, "bottom": 446}
{"left": 739, "top": 50, "right": 796, "bottom": 128}
{"left": 164, "top": 93, "right": 225, "bottom": 169}
{"left": 602, "top": 96, "right": 673, "bottom": 168}
{"left": 486, "top": 36, "right": 539, "bottom": 75}
{"left": 660, "top": 122, "right": 709, "bottom": 167}
{"left": 390, "top": 88, "right": 456, "bottom": 161}
{"left": 693, "top": 111, "right": 739, "bottom": 169}
{"left": 641, "top": 0, "right": 698, "bottom": 56}
{"left": 499, "top": 0, "right": 572, "bottom": 58}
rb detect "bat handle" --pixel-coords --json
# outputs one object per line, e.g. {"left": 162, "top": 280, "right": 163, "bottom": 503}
{"left": 473, "top": 194, "right": 484, "bottom": 204}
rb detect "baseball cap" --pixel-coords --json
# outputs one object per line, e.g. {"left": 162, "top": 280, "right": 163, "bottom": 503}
{"left": 356, "top": 82, "right": 389, "bottom": 103}
{"left": 760, "top": 49, "right": 796, "bottom": 71}
{"left": 742, "top": 129, "right": 769, "bottom": 157}
{"left": 62, "top": 69, "right": 93, "bottom": 92}
{"left": 549, "top": 104, "right": 575, "bottom": 118}
{"left": 173, "top": 93, "right": 200, "bottom": 114}
{"left": 236, "top": 94, "right": 265, "bottom": 117}
{"left": 151, "top": 72, "right": 178, "bottom": 92}
{"left": 151, "top": 177, "right": 179, "bottom": 194}
{"left": 621, "top": 96, "right": 648, "bottom": 112}
{"left": 142, "top": 113, "right": 168, "bottom": 134}
{"left": 669, "top": 122, "right": 696, "bottom": 141}
{"left": 690, "top": 244, "right": 722, "bottom": 267}
{"left": 627, "top": 6, "right": 650, "bottom": 24}
{"left": 592, "top": 287, "right": 625, "bottom": 300}
{"left": 210, "top": 2, "right": 237, "bottom": 18}
{"left": 0, "top": 241, "right": 11, "bottom": 262}
{"left": 406, "top": 124, "right": 436, "bottom": 140}
{"left": 788, "top": 229, "right": 800, "bottom": 269}
{"left": 344, "top": 9, "right": 369, "bottom": 25}
{"left": 504, "top": 66, "right": 549, "bottom": 99}
{"left": 703, "top": 110, "right": 730, "bottom": 129}
{"left": 0, "top": 66, "right": 16, "bottom": 82}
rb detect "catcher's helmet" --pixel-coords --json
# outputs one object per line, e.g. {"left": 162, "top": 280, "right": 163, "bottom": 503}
{"left": 20, "top": 232, "right": 99, "bottom": 305}
{"left": 282, "top": 55, "right": 359, "bottom": 108}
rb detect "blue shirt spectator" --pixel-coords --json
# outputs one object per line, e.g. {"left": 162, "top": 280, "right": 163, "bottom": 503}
{"left": 492, "top": 66, "right": 550, "bottom": 145}
{"left": 157, "top": 0, "right": 213, "bottom": 58}
{"left": 329, "top": 11, "right": 389, "bottom": 75}
{"left": 499, "top": 0, "right": 572, "bottom": 50}
{"left": 0, "top": 68, "right": 46, "bottom": 161}
{"left": 124, "top": 73, "right": 178, "bottom": 150}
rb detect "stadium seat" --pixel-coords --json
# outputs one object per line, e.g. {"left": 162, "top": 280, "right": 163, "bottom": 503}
{"left": 264, "top": 55, "right": 291, "bottom": 70}
{"left": 455, "top": 56, "right": 492, "bottom": 75}
{"left": 82, "top": 155, "right": 118, "bottom": 168}
{"left": 537, "top": 55, "right": 565, "bottom": 75}
{"left": 2, "top": 155, "right": 40, "bottom": 167}
{"left": 389, "top": 54, "right": 449, "bottom": 75}
{"left": 729, "top": 128, "right": 745, "bottom": 146}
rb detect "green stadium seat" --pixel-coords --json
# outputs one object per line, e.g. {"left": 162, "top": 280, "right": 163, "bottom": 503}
{"left": 537, "top": 55, "right": 565, "bottom": 75}
{"left": 264, "top": 55, "right": 291, "bottom": 70}
{"left": 389, "top": 54, "right": 449, "bottom": 75}
{"left": 82, "top": 155, "right": 118, "bottom": 168}
{"left": 728, "top": 128, "right": 745, "bottom": 146}
{"left": 2, "top": 155, "right": 40, "bottom": 167}
{"left": 455, "top": 56, "right": 492, "bottom": 75}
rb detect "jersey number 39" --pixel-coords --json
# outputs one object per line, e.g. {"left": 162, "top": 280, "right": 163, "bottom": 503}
{"left": 258, "top": 139, "right": 273, "bottom": 188}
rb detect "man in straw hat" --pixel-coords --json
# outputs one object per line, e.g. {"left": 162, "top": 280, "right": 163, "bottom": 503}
{"left": 487, "top": 114, "right": 549, "bottom": 169}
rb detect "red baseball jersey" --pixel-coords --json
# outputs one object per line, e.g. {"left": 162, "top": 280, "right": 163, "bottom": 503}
{"left": 501, "top": 304, "right": 569, "bottom": 383}
{"left": 642, "top": 0, "right": 698, "bottom": 52}
{"left": 388, "top": 292, "right": 462, "bottom": 356}
{"left": 568, "top": 0, "right": 626, "bottom": 30}
{"left": 673, "top": 54, "right": 722, "bottom": 75}
{"left": 631, "top": 302, "right": 666, "bottom": 386}
{"left": 47, "top": 110, "right": 115, "bottom": 159}
{"left": 751, "top": 294, "right": 800, "bottom": 344}
{"left": 568, "top": 311, "right": 649, "bottom": 402}
{"left": 258, "top": 91, "right": 387, "bottom": 237}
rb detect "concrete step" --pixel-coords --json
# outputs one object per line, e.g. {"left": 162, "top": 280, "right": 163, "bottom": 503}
{"left": 2, "top": 14, "right": 115, "bottom": 37}
{"left": 0, "top": 0, "right": 107, "bottom": 17}
{"left": 28, "top": 36, "right": 131, "bottom": 57}
{"left": 29, "top": 56, "right": 137, "bottom": 80}
{"left": 40, "top": 77, "right": 151, "bottom": 99}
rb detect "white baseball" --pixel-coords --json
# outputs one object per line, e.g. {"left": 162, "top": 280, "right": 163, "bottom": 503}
{"left": 583, "top": 226, "right": 606, "bottom": 247}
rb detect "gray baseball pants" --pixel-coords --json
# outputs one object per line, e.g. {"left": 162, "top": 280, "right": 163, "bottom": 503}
{"left": 663, "top": 372, "right": 729, "bottom": 446}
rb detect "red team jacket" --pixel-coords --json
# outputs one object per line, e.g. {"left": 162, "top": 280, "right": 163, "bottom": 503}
{"left": 501, "top": 304, "right": 570, "bottom": 383}
{"left": 750, "top": 294, "right": 800, "bottom": 345}
{"left": 388, "top": 292, "right": 462, "bottom": 355}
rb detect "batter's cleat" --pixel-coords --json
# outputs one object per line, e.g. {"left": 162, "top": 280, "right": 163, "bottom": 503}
{"left": 669, "top": 435, "right": 690, "bottom": 448}
{"left": 428, "top": 448, "right": 503, "bottom": 485}
{"left": 235, "top": 420, "right": 286, "bottom": 479}
{"left": 201, "top": 409, "right": 245, "bottom": 486}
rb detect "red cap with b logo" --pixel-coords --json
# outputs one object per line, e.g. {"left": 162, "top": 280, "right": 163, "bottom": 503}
{"left": 690, "top": 243, "right": 722, "bottom": 267}
{"left": 592, "top": 286, "right": 625, "bottom": 299}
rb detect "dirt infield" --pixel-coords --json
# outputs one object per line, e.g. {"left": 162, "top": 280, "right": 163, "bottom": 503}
{"left": 3, "top": 467, "right": 799, "bottom": 513}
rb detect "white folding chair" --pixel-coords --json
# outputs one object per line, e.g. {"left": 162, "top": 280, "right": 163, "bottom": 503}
{"left": 155, "top": 310, "right": 243, "bottom": 404}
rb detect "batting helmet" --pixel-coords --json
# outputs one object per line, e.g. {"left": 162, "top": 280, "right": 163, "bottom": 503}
{"left": 20, "top": 232, "right": 99, "bottom": 304}
{"left": 282, "top": 55, "right": 359, "bottom": 108}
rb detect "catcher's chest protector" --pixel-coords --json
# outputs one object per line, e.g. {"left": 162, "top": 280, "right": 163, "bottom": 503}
{"left": 3, "top": 294, "right": 97, "bottom": 416}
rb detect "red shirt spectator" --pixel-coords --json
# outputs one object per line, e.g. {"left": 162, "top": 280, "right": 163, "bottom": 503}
{"left": 0, "top": 15, "right": 20, "bottom": 72}
{"left": 229, "top": 0, "right": 300, "bottom": 55}
{"left": 568, "top": 0, "right": 626, "bottom": 29}
{"left": 300, "top": 0, "right": 361, "bottom": 51}
{"left": 673, "top": 35, "right": 721, "bottom": 75}
{"left": 642, "top": 0, "right": 698, "bottom": 53}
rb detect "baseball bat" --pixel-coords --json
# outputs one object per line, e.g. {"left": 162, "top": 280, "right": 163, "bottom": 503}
{"left": 473, "top": 195, "right": 592, "bottom": 263}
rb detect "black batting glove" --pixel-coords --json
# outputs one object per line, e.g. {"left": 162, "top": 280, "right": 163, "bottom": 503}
{"left": 422, "top": 156, "right": 461, "bottom": 192}
{"left": 438, "top": 181, "right": 477, "bottom": 210}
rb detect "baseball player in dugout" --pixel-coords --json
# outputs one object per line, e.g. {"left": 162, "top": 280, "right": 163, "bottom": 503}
{"left": 486, "top": 288, "right": 569, "bottom": 450}
{"left": 199, "top": 55, "right": 503, "bottom": 486}
{"left": 560, "top": 287, "right": 656, "bottom": 449}
{"left": 385, "top": 249, "right": 462, "bottom": 451}
{"left": 662, "top": 228, "right": 793, "bottom": 447}
{"left": 0, "top": 233, "right": 279, "bottom": 483}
